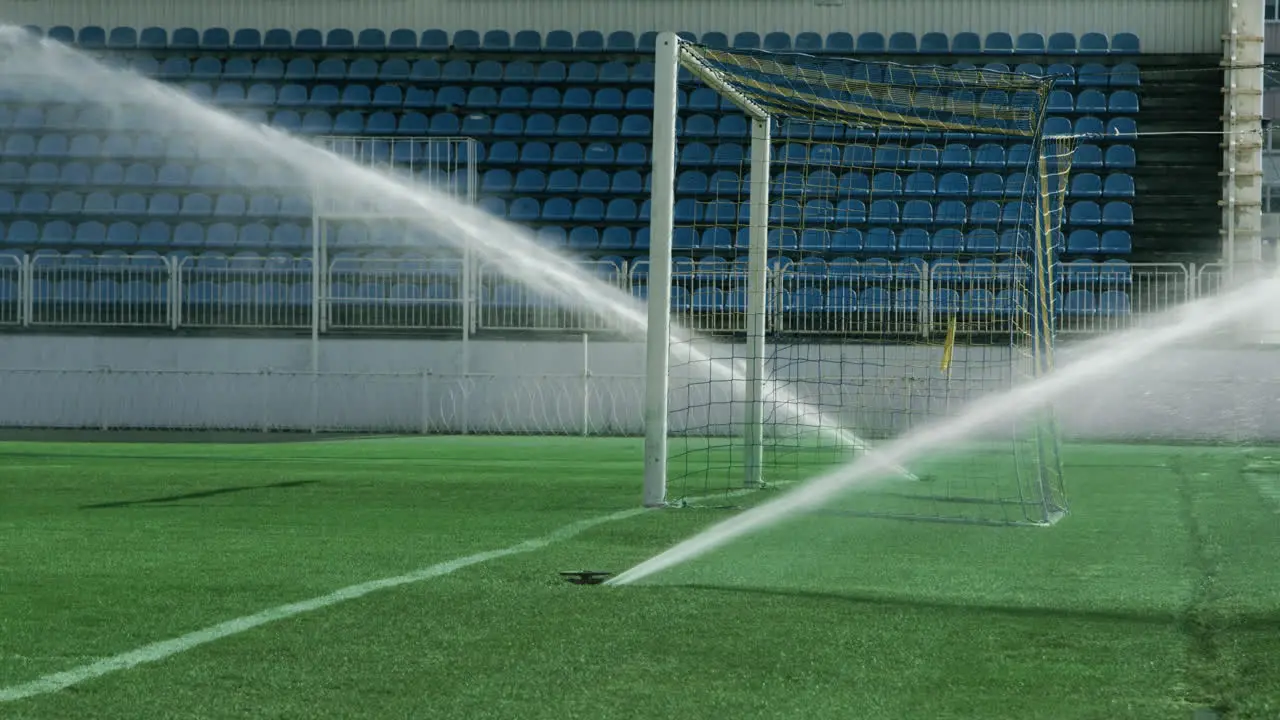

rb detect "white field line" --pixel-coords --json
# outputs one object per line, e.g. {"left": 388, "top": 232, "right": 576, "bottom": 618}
{"left": 0, "top": 485, "right": 768, "bottom": 704}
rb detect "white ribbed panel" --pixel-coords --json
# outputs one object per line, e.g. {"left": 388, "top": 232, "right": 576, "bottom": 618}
{"left": 0, "top": 0, "right": 1223, "bottom": 54}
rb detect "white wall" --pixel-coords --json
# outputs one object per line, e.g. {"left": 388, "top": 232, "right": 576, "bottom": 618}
{"left": 2, "top": 334, "right": 1278, "bottom": 442}
{"left": 0, "top": 0, "right": 1223, "bottom": 53}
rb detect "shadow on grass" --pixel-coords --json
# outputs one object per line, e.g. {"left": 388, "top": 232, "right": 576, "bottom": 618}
{"left": 671, "top": 583, "right": 1280, "bottom": 630}
{"left": 81, "top": 479, "right": 319, "bottom": 509}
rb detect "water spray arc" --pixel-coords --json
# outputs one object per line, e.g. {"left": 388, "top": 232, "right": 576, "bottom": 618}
{"left": 0, "top": 27, "right": 908, "bottom": 504}
{"left": 609, "top": 275, "right": 1280, "bottom": 585}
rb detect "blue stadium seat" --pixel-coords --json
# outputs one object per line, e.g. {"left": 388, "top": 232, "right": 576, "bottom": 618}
{"left": 201, "top": 27, "right": 230, "bottom": 49}
{"left": 107, "top": 26, "right": 137, "bottom": 49}
{"left": 1100, "top": 231, "right": 1132, "bottom": 255}
{"left": 274, "top": 85, "right": 306, "bottom": 107}
{"left": 604, "top": 30, "right": 635, "bottom": 51}
{"left": 1015, "top": 32, "right": 1045, "bottom": 53}
{"left": 1070, "top": 173, "right": 1103, "bottom": 198}
{"left": 1047, "top": 90, "right": 1074, "bottom": 113}
{"left": 542, "top": 29, "right": 571, "bottom": 51}
{"left": 293, "top": 28, "right": 323, "bottom": 50}
{"left": 1048, "top": 32, "right": 1076, "bottom": 54}
{"left": 248, "top": 28, "right": 287, "bottom": 50}
{"left": 6, "top": 219, "right": 34, "bottom": 243}
{"left": 1062, "top": 290, "right": 1097, "bottom": 317}
{"left": 792, "top": 32, "right": 822, "bottom": 53}
{"left": 498, "top": 29, "right": 535, "bottom": 51}
{"left": 1069, "top": 201, "right": 1102, "bottom": 226}
{"left": 1103, "top": 174, "right": 1135, "bottom": 198}
{"left": 732, "top": 31, "right": 760, "bottom": 50}
{"left": 928, "top": 228, "right": 962, "bottom": 253}
{"left": 1109, "top": 90, "right": 1140, "bottom": 114}
{"left": 969, "top": 173, "right": 1003, "bottom": 198}
{"left": 1074, "top": 144, "right": 1104, "bottom": 169}
{"left": 933, "top": 200, "right": 965, "bottom": 225}
{"left": 498, "top": 87, "right": 530, "bottom": 109}
{"left": 1076, "top": 89, "right": 1108, "bottom": 114}
{"left": 823, "top": 32, "right": 853, "bottom": 54}
{"left": 107, "top": 221, "right": 138, "bottom": 245}
{"left": 1112, "top": 32, "right": 1140, "bottom": 54}
{"left": 576, "top": 30, "right": 605, "bottom": 52}
{"left": 1073, "top": 116, "right": 1105, "bottom": 136}
{"left": 985, "top": 32, "right": 1014, "bottom": 54}
{"left": 953, "top": 32, "right": 981, "bottom": 54}
{"left": 763, "top": 31, "right": 792, "bottom": 51}
{"left": 168, "top": 27, "right": 199, "bottom": 49}
{"left": 700, "top": 32, "right": 728, "bottom": 49}
{"left": 1079, "top": 32, "right": 1109, "bottom": 55}
{"left": 348, "top": 59, "right": 379, "bottom": 81}
{"left": 1105, "top": 145, "right": 1136, "bottom": 169}
{"left": 1102, "top": 201, "right": 1134, "bottom": 226}
{"left": 1067, "top": 230, "right": 1100, "bottom": 254}
{"left": 936, "top": 173, "right": 968, "bottom": 197}
{"left": 355, "top": 28, "right": 386, "bottom": 50}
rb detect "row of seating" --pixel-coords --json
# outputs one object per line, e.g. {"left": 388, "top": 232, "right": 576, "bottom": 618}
{"left": 0, "top": 83, "right": 1144, "bottom": 116}
{"left": 0, "top": 133, "right": 1138, "bottom": 171}
{"left": 0, "top": 111, "right": 1141, "bottom": 148}
{"left": 0, "top": 246, "right": 1138, "bottom": 279}
{"left": 37, "top": 26, "right": 1143, "bottom": 55}
{"left": 0, "top": 187, "right": 1134, "bottom": 225}
{"left": 666, "top": 170, "right": 1137, "bottom": 199}
{"left": 0, "top": 161, "right": 1138, "bottom": 200}
{"left": 119, "top": 56, "right": 1141, "bottom": 87}
{"left": 477, "top": 195, "right": 1136, "bottom": 225}
{"left": 0, "top": 216, "right": 1134, "bottom": 256}
{"left": 0, "top": 191, "right": 311, "bottom": 218}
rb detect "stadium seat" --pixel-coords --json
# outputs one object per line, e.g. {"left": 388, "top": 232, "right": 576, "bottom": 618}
{"left": 1100, "top": 230, "right": 1132, "bottom": 254}
{"left": 1015, "top": 32, "right": 1046, "bottom": 53}
{"left": 1112, "top": 32, "right": 1141, "bottom": 54}
{"left": 1079, "top": 32, "right": 1109, "bottom": 54}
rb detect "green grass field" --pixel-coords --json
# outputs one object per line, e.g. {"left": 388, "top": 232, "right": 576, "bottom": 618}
{"left": 2, "top": 435, "right": 1279, "bottom": 719}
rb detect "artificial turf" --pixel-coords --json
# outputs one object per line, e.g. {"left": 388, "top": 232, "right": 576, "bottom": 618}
{"left": 1, "top": 436, "right": 1278, "bottom": 719}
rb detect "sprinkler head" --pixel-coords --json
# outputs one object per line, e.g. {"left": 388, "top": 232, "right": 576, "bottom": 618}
{"left": 560, "top": 570, "right": 613, "bottom": 585}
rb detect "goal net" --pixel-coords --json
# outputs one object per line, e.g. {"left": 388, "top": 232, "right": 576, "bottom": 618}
{"left": 643, "top": 34, "right": 1073, "bottom": 526}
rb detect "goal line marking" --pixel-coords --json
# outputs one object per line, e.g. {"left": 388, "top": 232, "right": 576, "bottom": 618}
{"left": 0, "top": 486, "right": 763, "bottom": 704}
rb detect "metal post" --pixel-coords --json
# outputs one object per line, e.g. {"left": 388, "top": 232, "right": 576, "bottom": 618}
{"left": 642, "top": 31, "right": 682, "bottom": 508}
{"left": 420, "top": 369, "right": 431, "bottom": 435}
{"left": 744, "top": 117, "right": 771, "bottom": 489}
{"left": 310, "top": 198, "right": 321, "bottom": 434}
{"left": 581, "top": 332, "right": 591, "bottom": 437}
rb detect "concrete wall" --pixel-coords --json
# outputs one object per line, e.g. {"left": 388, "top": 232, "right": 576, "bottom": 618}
{"left": 1, "top": 334, "right": 1277, "bottom": 443}
{"left": 0, "top": 0, "right": 1223, "bottom": 53}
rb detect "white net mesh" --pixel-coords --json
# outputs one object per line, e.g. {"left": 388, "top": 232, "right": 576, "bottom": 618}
{"left": 659, "top": 44, "right": 1073, "bottom": 524}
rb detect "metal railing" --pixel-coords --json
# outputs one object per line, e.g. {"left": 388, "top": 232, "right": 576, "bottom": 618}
{"left": 0, "top": 253, "right": 1225, "bottom": 337}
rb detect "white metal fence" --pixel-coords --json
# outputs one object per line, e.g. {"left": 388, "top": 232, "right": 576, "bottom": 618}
{"left": 0, "top": 255, "right": 1222, "bottom": 336}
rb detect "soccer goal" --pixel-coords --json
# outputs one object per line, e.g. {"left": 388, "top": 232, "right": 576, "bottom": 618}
{"left": 642, "top": 32, "right": 1074, "bottom": 526}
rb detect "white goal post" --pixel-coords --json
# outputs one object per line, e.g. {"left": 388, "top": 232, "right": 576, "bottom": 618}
{"left": 643, "top": 32, "right": 774, "bottom": 506}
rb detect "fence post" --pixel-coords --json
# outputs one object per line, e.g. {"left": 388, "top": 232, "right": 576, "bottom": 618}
{"left": 169, "top": 256, "right": 181, "bottom": 330}
{"left": 310, "top": 370, "right": 319, "bottom": 434}
{"left": 581, "top": 333, "right": 591, "bottom": 437}
{"left": 98, "top": 366, "right": 110, "bottom": 431}
{"left": 260, "top": 367, "right": 270, "bottom": 433}
{"left": 420, "top": 369, "right": 431, "bottom": 435}
{"left": 460, "top": 375, "right": 471, "bottom": 435}
{"left": 21, "top": 254, "right": 32, "bottom": 328}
